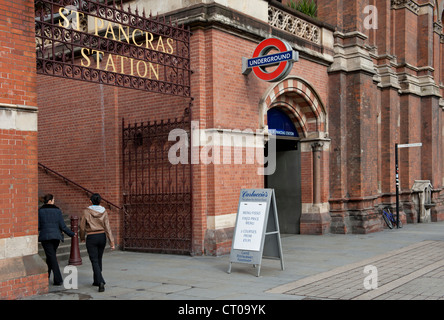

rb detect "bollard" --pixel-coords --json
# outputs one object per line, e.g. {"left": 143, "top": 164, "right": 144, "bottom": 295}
{"left": 68, "top": 215, "right": 82, "bottom": 266}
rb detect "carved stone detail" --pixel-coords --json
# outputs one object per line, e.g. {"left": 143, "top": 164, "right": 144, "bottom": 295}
{"left": 268, "top": 5, "right": 321, "bottom": 45}
{"left": 390, "top": 0, "right": 420, "bottom": 14}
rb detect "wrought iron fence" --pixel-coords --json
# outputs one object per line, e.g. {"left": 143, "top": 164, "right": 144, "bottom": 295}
{"left": 122, "top": 108, "right": 192, "bottom": 253}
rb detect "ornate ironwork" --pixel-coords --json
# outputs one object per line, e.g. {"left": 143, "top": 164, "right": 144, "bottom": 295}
{"left": 35, "top": 0, "right": 191, "bottom": 97}
{"left": 122, "top": 108, "right": 192, "bottom": 254}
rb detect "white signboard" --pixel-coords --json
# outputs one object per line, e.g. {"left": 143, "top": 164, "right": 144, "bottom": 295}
{"left": 232, "top": 202, "right": 267, "bottom": 251}
{"left": 228, "top": 189, "right": 284, "bottom": 276}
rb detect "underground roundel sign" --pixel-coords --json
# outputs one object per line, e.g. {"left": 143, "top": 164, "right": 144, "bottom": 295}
{"left": 242, "top": 38, "right": 299, "bottom": 82}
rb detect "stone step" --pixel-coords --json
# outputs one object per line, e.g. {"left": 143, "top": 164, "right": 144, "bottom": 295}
{"left": 38, "top": 236, "right": 88, "bottom": 264}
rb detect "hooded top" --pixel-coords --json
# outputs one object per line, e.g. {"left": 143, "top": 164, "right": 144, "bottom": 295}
{"left": 79, "top": 205, "right": 115, "bottom": 246}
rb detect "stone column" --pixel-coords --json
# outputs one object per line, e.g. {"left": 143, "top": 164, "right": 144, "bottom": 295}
{"left": 300, "top": 140, "right": 331, "bottom": 235}
{"left": 312, "top": 142, "right": 323, "bottom": 205}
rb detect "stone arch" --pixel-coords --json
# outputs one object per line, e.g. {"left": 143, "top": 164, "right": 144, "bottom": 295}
{"left": 260, "top": 76, "right": 327, "bottom": 138}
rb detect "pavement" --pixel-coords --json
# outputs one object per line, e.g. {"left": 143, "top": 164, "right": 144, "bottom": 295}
{"left": 21, "top": 220, "right": 444, "bottom": 302}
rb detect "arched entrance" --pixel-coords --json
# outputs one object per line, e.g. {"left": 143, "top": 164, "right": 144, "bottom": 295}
{"left": 261, "top": 76, "right": 330, "bottom": 235}
{"left": 265, "top": 107, "right": 301, "bottom": 233}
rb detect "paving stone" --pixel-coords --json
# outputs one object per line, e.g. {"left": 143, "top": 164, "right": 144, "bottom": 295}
{"left": 21, "top": 221, "right": 444, "bottom": 301}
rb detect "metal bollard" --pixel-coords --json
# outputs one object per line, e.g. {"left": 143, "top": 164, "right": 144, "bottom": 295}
{"left": 68, "top": 215, "right": 82, "bottom": 266}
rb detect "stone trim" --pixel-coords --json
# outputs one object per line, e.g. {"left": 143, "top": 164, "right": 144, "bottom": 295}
{"left": 0, "top": 254, "right": 46, "bottom": 283}
{"left": 329, "top": 31, "right": 376, "bottom": 75}
{"left": 0, "top": 103, "right": 38, "bottom": 132}
{"left": 391, "top": 0, "right": 420, "bottom": 14}
{"left": 268, "top": 4, "right": 321, "bottom": 45}
{"left": 0, "top": 235, "right": 39, "bottom": 259}
{"left": 207, "top": 213, "right": 237, "bottom": 230}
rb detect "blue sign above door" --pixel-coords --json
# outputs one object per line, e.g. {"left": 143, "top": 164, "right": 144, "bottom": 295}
{"left": 267, "top": 108, "right": 299, "bottom": 137}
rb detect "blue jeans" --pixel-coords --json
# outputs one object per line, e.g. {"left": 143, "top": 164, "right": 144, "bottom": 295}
{"left": 86, "top": 233, "right": 107, "bottom": 285}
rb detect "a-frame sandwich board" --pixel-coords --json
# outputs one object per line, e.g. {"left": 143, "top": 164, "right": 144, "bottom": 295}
{"left": 227, "top": 189, "right": 284, "bottom": 277}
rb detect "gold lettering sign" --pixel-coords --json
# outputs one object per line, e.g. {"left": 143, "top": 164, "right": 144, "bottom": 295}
{"left": 59, "top": 7, "right": 175, "bottom": 81}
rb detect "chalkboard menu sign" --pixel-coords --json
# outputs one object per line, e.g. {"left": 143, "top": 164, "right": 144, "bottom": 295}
{"left": 228, "top": 189, "right": 284, "bottom": 276}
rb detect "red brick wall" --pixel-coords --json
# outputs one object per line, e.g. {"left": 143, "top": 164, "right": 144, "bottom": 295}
{"left": 0, "top": 0, "right": 48, "bottom": 300}
{"left": 379, "top": 87, "right": 400, "bottom": 194}
{"left": 3, "top": 0, "right": 444, "bottom": 300}
{"left": 0, "top": 273, "right": 47, "bottom": 300}
{"left": 0, "top": 0, "right": 37, "bottom": 106}
{"left": 189, "top": 28, "right": 208, "bottom": 254}
{"left": 38, "top": 80, "right": 121, "bottom": 240}
{"left": 0, "top": 129, "right": 38, "bottom": 238}
{"left": 0, "top": 0, "right": 38, "bottom": 238}
{"left": 321, "top": 0, "right": 444, "bottom": 230}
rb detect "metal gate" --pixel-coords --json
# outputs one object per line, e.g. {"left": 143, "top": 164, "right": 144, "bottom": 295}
{"left": 35, "top": 0, "right": 191, "bottom": 97}
{"left": 122, "top": 108, "right": 192, "bottom": 254}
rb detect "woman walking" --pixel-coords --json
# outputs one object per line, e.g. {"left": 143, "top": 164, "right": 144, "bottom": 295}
{"left": 79, "top": 193, "right": 115, "bottom": 292}
{"left": 38, "top": 194, "right": 75, "bottom": 285}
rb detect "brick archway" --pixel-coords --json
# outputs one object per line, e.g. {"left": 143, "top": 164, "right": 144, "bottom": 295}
{"left": 260, "top": 76, "right": 327, "bottom": 138}
{"left": 260, "top": 76, "right": 331, "bottom": 234}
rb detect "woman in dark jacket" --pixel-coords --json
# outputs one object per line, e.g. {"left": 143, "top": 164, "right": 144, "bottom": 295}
{"left": 38, "top": 194, "right": 75, "bottom": 285}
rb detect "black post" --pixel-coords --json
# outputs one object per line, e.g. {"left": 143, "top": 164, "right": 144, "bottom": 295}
{"left": 395, "top": 143, "right": 399, "bottom": 228}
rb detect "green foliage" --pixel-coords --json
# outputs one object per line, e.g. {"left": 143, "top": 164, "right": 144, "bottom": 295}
{"left": 287, "top": 0, "right": 317, "bottom": 18}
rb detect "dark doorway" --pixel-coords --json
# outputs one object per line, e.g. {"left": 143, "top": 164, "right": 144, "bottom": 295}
{"left": 265, "top": 108, "right": 301, "bottom": 234}
{"left": 265, "top": 138, "right": 301, "bottom": 233}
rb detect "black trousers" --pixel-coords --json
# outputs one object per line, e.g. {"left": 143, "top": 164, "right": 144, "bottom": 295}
{"left": 86, "top": 233, "right": 107, "bottom": 285}
{"left": 41, "top": 239, "right": 63, "bottom": 284}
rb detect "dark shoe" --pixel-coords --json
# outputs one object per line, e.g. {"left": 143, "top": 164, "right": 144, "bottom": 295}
{"left": 93, "top": 281, "right": 105, "bottom": 286}
{"left": 98, "top": 283, "right": 105, "bottom": 292}
{"left": 53, "top": 282, "right": 63, "bottom": 286}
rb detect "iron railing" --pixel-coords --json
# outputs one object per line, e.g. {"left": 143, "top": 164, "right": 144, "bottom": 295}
{"left": 38, "top": 162, "right": 121, "bottom": 210}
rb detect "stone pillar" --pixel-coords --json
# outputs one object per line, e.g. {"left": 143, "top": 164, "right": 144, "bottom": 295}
{"left": 312, "top": 142, "right": 323, "bottom": 205}
{"left": 300, "top": 140, "right": 331, "bottom": 235}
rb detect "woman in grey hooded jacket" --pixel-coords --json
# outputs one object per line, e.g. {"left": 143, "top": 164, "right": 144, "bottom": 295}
{"left": 80, "top": 193, "right": 115, "bottom": 292}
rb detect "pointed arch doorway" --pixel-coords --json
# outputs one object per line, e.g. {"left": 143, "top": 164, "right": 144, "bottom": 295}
{"left": 265, "top": 107, "right": 301, "bottom": 234}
